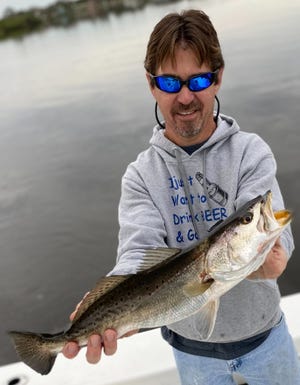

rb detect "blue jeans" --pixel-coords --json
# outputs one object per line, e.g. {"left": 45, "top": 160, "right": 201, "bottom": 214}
{"left": 173, "top": 315, "right": 300, "bottom": 385}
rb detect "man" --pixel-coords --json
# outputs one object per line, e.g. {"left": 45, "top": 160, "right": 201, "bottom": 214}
{"left": 63, "top": 9, "right": 300, "bottom": 384}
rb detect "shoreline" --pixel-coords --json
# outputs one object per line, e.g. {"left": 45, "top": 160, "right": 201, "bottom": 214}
{"left": 0, "top": 0, "right": 178, "bottom": 41}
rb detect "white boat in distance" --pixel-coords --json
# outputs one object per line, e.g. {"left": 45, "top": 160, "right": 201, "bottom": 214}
{"left": 1, "top": 293, "right": 300, "bottom": 385}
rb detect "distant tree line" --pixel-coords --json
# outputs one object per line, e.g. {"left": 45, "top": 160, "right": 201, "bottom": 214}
{"left": 0, "top": 0, "right": 178, "bottom": 41}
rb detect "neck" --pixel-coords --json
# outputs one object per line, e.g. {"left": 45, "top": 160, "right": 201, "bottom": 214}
{"left": 164, "top": 119, "right": 217, "bottom": 147}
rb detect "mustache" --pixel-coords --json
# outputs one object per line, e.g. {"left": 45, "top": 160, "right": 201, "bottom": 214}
{"left": 172, "top": 102, "right": 202, "bottom": 114}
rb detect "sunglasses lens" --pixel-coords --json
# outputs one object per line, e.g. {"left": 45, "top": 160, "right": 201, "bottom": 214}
{"left": 189, "top": 73, "right": 215, "bottom": 91}
{"left": 153, "top": 72, "right": 217, "bottom": 93}
{"left": 155, "top": 76, "right": 181, "bottom": 93}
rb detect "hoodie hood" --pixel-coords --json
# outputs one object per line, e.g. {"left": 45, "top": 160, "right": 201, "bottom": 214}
{"left": 149, "top": 114, "right": 240, "bottom": 159}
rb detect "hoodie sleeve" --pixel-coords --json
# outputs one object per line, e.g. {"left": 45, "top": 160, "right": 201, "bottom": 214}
{"left": 109, "top": 163, "right": 168, "bottom": 275}
{"left": 235, "top": 133, "right": 294, "bottom": 258}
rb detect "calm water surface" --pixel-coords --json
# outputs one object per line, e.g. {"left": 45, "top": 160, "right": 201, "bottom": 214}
{"left": 0, "top": 0, "right": 300, "bottom": 365}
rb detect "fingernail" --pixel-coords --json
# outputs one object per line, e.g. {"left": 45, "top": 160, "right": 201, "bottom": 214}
{"left": 105, "top": 331, "right": 115, "bottom": 343}
{"left": 90, "top": 335, "right": 101, "bottom": 348}
{"left": 64, "top": 343, "right": 77, "bottom": 357}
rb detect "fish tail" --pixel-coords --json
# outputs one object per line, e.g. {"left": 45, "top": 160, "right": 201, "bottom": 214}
{"left": 8, "top": 330, "right": 58, "bottom": 375}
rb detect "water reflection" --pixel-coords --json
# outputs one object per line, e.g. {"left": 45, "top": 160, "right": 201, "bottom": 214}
{"left": 0, "top": 0, "right": 299, "bottom": 366}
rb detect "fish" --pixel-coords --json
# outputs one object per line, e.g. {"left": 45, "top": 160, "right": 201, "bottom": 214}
{"left": 8, "top": 190, "right": 292, "bottom": 375}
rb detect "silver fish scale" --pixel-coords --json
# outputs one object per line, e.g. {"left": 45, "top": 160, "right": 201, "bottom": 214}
{"left": 121, "top": 258, "right": 207, "bottom": 330}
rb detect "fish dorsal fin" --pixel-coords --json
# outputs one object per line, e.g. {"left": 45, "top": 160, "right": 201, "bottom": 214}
{"left": 136, "top": 247, "right": 181, "bottom": 272}
{"left": 72, "top": 275, "right": 129, "bottom": 323}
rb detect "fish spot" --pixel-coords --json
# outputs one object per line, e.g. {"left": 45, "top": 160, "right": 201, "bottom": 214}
{"left": 262, "top": 314, "right": 266, "bottom": 320}
{"left": 220, "top": 333, "right": 225, "bottom": 338}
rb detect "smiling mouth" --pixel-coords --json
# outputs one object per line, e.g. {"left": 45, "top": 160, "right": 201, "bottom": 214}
{"left": 177, "top": 110, "right": 198, "bottom": 117}
{"left": 179, "top": 111, "right": 194, "bottom": 115}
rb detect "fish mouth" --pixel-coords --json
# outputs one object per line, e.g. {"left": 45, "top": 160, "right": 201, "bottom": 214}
{"left": 274, "top": 210, "right": 292, "bottom": 226}
{"left": 261, "top": 191, "right": 292, "bottom": 232}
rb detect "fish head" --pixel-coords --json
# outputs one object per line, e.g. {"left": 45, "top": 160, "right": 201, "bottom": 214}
{"left": 205, "top": 191, "right": 292, "bottom": 281}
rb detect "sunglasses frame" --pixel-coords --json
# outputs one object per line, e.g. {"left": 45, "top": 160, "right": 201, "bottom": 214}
{"left": 149, "top": 70, "right": 219, "bottom": 94}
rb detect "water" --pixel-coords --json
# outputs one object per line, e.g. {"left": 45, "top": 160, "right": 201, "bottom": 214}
{"left": 0, "top": 0, "right": 300, "bottom": 366}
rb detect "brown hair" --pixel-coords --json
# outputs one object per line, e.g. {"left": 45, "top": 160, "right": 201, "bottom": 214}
{"left": 144, "top": 9, "right": 224, "bottom": 76}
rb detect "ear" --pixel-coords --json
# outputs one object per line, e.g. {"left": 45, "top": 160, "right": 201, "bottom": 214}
{"left": 146, "top": 72, "right": 156, "bottom": 96}
{"left": 214, "top": 67, "right": 224, "bottom": 92}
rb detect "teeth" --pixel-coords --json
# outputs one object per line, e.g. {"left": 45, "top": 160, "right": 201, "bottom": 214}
{"left": 179, "top": 111, "right": 194, "bottom": 115}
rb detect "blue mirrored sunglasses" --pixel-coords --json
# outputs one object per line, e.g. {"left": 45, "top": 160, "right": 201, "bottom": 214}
{"left": 149, "top": 70, "right": 219, "bottom": 94}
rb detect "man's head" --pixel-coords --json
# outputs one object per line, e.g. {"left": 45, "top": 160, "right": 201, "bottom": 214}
{"left": 144, "top": 9, "right": 224, "bottom": 79}
{"left": 144, "top": 9, "right": 225, "bottom": 146}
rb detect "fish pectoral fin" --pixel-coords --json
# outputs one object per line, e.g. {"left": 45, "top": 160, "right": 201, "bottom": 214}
{"left": 183, "top": 280, "right": 213, "bottom": 297}
{"left": 195, "top": 299, "right": 219, "bottom": 340}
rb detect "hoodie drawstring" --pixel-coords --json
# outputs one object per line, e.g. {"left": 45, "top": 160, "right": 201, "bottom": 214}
{"left": 175, "top": 149, "right": 210, "bottom": 238}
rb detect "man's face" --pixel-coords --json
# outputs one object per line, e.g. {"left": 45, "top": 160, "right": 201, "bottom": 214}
{"left": 147, "top": 46, "right": 223, "bottom": 146}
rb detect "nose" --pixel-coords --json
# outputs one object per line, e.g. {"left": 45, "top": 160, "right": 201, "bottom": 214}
{"left": 176, "top": 85, "right": 195, "bottom": 105}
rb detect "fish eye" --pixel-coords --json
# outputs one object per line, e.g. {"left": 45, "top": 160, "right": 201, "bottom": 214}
{"left": 241, "top": 212, "right": 253, "bottom": 224}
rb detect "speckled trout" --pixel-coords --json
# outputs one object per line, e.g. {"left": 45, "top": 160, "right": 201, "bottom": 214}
{"left": 9, "top": 191, "right": 291, "bottom": 375}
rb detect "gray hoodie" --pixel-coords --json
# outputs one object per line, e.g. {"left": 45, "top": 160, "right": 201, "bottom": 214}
{"left": 110, "top": 113, "right": 294, "bottom": 343}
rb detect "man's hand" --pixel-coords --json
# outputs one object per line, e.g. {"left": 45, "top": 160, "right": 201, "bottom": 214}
{"left": 248, "top": 238, "right": 288, "bottom": 280}
{"left": 62, "top": 293, "right": 137, "bottom": 364}
{"left": 62, "top": 329, "right": 118, "bottom": 364}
